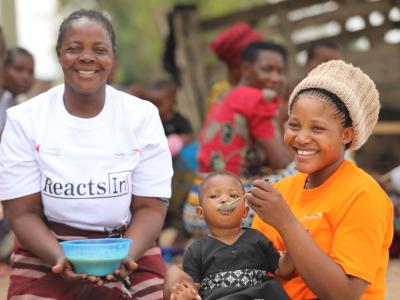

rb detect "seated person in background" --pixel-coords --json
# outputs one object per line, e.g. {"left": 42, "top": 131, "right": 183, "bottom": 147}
{"left": 3, "top": 47, "right": 35, "bottom": 98}
{"left": 305, "top": 40, "right": 341, "bottom": 74}
{"left": 279, "top": 40, "right": 341, "bottom": 133}
{"left": 124, "top": 83, "right": 148, "bottom": 99}
{"left": 170, "top": 171, "right": 293, "bottom": 300}
{"left": 1, "top": 47, "right": 35, "bottom": 133}
{"left": 149, "top": 79, "right": 193, "bottom": 157}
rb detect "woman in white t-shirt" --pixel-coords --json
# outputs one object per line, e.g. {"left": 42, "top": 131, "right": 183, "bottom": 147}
{"left": 0, "top": 9, "right": 173, "bottom": 300}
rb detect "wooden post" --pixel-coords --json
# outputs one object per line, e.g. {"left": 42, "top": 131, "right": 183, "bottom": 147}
{"left": 172, "top": 5, "right": 208, "bottom": 134}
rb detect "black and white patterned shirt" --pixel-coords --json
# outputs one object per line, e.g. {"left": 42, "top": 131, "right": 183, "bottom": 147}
{"left": 183, "top": 228, "right": 289, "bottom": 300}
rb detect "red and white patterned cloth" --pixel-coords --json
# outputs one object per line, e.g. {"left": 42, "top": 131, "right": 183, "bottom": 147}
{"left": 7, "top": 221, "right": 165, "bottom": 300}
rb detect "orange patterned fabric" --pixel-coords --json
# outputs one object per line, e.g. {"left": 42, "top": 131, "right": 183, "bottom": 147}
{"left": 253, "top": 160, "right": 393, "bottom": 299}
{"left": 7, "top": 221, "right": 165, "bottom": 300}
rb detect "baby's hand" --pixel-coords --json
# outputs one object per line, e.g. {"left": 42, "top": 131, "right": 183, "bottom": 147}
{"left": 170, "top": 282, "right": 201, "bottom": 300}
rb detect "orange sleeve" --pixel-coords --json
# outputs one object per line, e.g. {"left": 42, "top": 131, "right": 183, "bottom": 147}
{"left": 252, "top": 214, "right": 285, "bottom": 251}
{"left": 330, "top": 185, "right": 393, "bottom": 283}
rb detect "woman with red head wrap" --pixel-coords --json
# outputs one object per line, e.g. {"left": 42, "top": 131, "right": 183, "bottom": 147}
{"left": 210, "top": 22, "right": 263, "bottom": 78}
{"left": 205, "top": 22, "right": 263, "bottom": 114}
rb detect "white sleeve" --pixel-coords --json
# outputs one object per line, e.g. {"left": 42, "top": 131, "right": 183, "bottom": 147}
{"left": 131, "top": 104, "right": 173, "bottom": 198}
{"left": 0, "top": 112, "right": 41, "bottom": 200}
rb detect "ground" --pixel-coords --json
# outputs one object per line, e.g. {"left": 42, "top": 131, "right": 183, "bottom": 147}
{"left": 0, "top": 258, "right": 399, "bottom": 299}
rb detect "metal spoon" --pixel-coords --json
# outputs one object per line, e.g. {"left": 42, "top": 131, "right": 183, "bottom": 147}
{"left": 217, "top": 198, "right": 241, "bottom": 211}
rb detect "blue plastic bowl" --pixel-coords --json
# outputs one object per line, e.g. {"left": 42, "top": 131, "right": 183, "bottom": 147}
{"left": 60, "top": 238, "right": 132, "bottom": 276}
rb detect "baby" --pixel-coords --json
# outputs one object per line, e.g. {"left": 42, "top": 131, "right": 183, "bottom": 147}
{"left": 171, "top": 171, "right": 293, "bottom": 300}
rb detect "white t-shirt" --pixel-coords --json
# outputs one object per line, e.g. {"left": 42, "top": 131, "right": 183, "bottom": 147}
{"left": 0, "top": 85, "right": 173, "bottom": 231}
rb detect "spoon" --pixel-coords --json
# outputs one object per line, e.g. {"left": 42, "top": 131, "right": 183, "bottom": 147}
{"left": 217, "top": 198, "right": 240, "bottom": 211}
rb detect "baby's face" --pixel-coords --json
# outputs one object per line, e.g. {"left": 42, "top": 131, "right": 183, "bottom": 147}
{"left": 200, "top": 175, "right": 247, "bottom": 229}
{"left": 148, "top": 88, "right": 175, "bottom": 119}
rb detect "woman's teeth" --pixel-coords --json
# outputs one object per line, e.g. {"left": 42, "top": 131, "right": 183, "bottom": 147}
{"left": 78, "top": 70, "right": 96, "bottom": 75}
{"left": 296, "top": 149, "right": 316, "bottom": 156}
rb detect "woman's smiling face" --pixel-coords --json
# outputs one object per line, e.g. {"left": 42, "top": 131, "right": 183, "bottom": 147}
{"left": 284, "top": 94, "right": 354, "bottom": 184}
{"left": 57, "top": 17, "right": 114, "bottom": 96}
{"left": 243, "top": 49, "right": 286, "bottom": 93}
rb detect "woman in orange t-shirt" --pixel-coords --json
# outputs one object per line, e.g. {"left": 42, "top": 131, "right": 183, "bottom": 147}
{"left": 249, "top": 60, "right": 393, "bottom": 299}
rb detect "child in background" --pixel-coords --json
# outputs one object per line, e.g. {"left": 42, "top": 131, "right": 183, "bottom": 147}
{"left": 148, "top": 79, "right": 193, "bottom": 157}
{"left": 304, "top": 40, "right": 341, "bottom": 74}
{"left": 171, "top": 171, "right": 293, "bottom": 300}
{"left": 3, "top": 47, "right": 35, "bottom": 98}
{"left": 1, "top": 47, "right": 35, "bottom": 133}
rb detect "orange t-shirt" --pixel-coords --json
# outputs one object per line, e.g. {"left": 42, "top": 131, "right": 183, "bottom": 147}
{"left": 253, "top": 160, "right": 394, "bottom": 299}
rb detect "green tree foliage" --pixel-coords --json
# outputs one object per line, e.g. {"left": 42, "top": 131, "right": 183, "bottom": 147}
{"left": 58, "top": 0, "right": 269, "bottom": 86}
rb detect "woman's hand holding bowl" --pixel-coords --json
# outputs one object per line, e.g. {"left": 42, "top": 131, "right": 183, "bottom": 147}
{"left": 106, "top": 256, "right": 138, "bottom": 283}
{"left": 52, "top": 255, "right": 105, "bottom": 285}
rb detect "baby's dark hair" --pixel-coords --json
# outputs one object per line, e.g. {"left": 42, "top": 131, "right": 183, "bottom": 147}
{"left": 290, "top": 88, "right": 353, "bottom": 148}
{"left": 5, "top": 47, "right": 33, "bottom": 66}
{"left": 198, "top": 171, "right": 245, "bottom": 205}
{"left": 240, "top": 41, "right": 288, "bottom": 64}
{"left": 56, "top": 9, "right": 116, "bottom": 53}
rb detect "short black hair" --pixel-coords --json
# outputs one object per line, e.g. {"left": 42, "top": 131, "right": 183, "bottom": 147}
{"left": 5, "top": 47, "right": 34, "bottom": 66}
{"left": 306, "top": 40, "right": 339, "bottom": 62}
{"left": 198, "top": 171, "right": 244, "bottom": 205}
{"left": 56, "top": 9, "right": 116, "bottom": 53}
{"left": 240, "top": 41, "right": 288, "bottom": 64}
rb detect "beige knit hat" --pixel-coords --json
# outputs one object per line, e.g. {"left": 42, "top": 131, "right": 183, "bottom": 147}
{"left": 289, "top": 60, "right": 380, "bottom": 150}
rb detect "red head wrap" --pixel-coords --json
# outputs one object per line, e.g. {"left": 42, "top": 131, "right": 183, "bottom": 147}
{"left": 209, "top": 22, "right": 263, "bottom": 68}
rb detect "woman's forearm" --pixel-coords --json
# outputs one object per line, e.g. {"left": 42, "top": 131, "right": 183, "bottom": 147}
{"left": 6, "top": 208, "right": 64, "bottom": 266}
{"left": 278, "top": 221, "right": 366, "bottom": 299}
{"left": 124, "top": 197, "right": 167, "bottom": 261}
{"left": 276, "top": 252, "right": 294, "bottom": 278}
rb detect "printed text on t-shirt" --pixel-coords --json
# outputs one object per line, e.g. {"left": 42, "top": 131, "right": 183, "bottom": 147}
{"left": 41, "top": 171, "right": 131, "bottom": 199}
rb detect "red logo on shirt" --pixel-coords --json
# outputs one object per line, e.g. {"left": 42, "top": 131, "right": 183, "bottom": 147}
{"left": 35, "top": 144, "right": 40, "bottom": 153}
